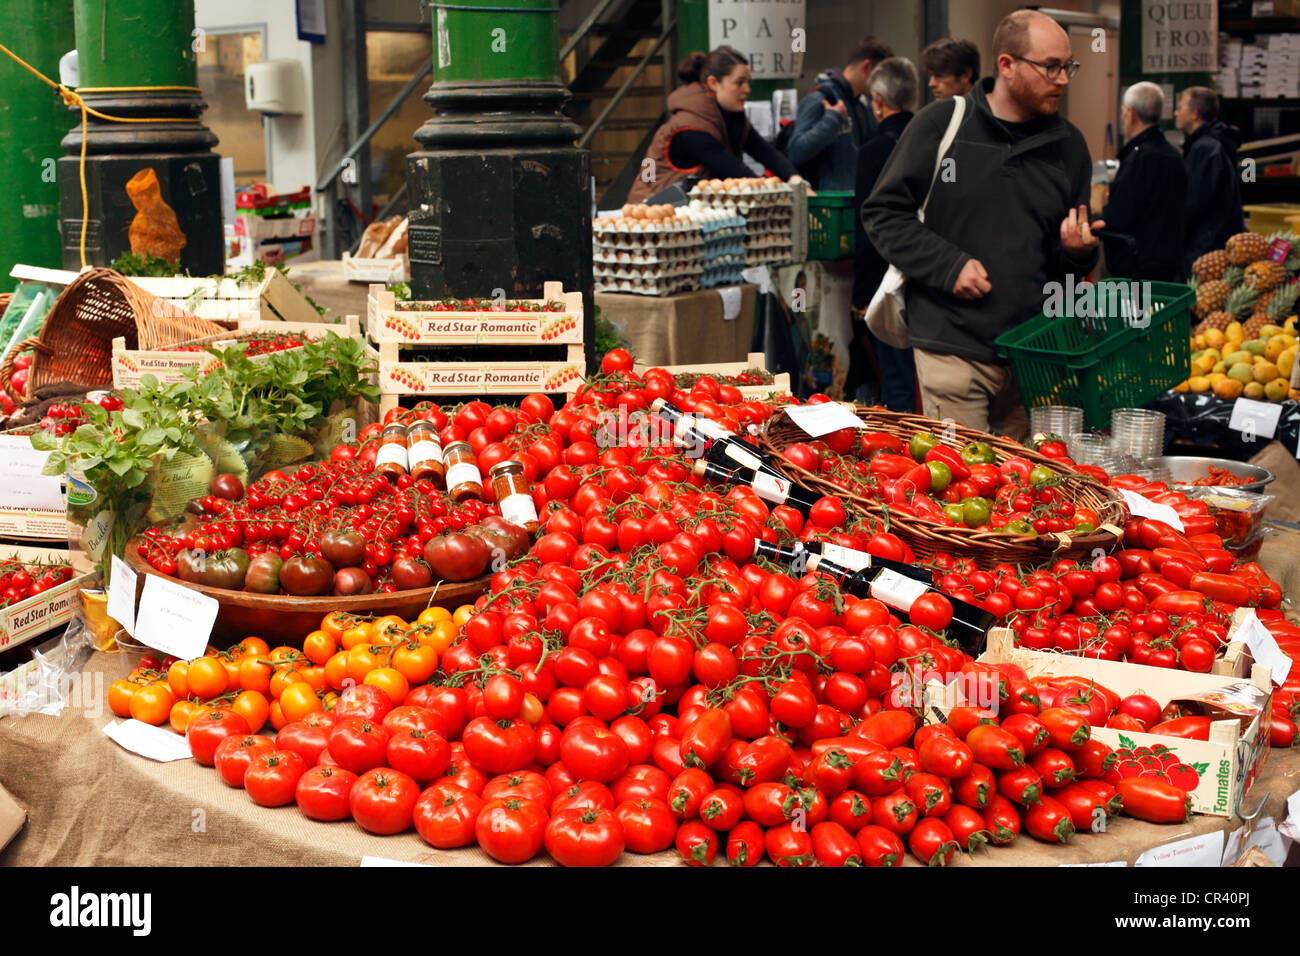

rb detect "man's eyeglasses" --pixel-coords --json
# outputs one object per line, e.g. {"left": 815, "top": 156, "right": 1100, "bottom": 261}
{"left": 1013, "top": 55, "right": 1081, "bottom": 81}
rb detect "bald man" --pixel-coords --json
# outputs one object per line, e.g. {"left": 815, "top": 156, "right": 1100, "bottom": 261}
{"left": 862, "top": 10, "right": 1101, "bottom": 439}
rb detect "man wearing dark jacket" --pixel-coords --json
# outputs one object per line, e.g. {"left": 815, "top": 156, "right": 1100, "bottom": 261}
{"left": 862, "top": 10, "right": 1101, "bottom": 438}
{"left": 786, "top": 38, "right": 891, "bottom": 190}
{"left": 1175, "top": 86, "right": 1245, "bottom": 276}
{"left": 850, "top": 58, "right": 919, "bottom": 410}
{"left": 1102, "top": 82, "right": 1187, "bottom": 280}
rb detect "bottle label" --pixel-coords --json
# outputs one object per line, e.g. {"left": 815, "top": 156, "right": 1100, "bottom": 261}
{"left": 409, "top": 438, "right": 443, "bottom": 465}
{"left": 721, "top": 442, "right": 763, "bottom": 472}
{"left": 869, "top": 568, "right": 929, "bottom": 612}
{"left": 374, "top": 442, "right": 409, "bottom": 471}
{"left": 499, "top": 492, "right": 539, "bottom": 528}
{"left": 445, "top": 461, "right": 482, "bottom": 490}
{"left": 818, "top": 543, "right": 872, "bottom": 572}
{"left": 751, "top": 471, "right": 792, "bottom": 504}
{"left": 680, "top": 414, "right": 732, "bottom": 442}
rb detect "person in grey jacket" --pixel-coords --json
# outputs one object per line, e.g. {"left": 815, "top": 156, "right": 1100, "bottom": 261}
{"left": 1175, "top": 87, "right": 1245, "bottom": 277}
{"left": 862, "top": 9, "right": 1101, "bottom": 438}
{"left": 785, "top": 38, "right": 891, "bottom": 191}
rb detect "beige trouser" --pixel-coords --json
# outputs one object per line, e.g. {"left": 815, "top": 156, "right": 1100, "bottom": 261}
{"left": 912, "top": 348, "right": 1030, "bottom": 441}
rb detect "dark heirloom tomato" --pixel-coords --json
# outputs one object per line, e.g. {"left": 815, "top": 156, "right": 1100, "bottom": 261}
{"left": 202, "top": 548, "right": 250, "bottom": 590}
{"left": 281, "top": 555, "right": 335, "bottom": 596}
{"left": 320, "top": 529, "right": 366, "bottom": 568}
{"left": 243, "top": 552, "right": 282, "bottom": 593}
{"left": 333, "top": 566, "right": 374, "bottom": 595}
{"left": 424, "top": 532, "right": 490, "bottom": 581}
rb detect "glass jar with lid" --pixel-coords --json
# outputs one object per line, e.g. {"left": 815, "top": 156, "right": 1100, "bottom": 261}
{"left": 407, "top": 420, "right": 445, "bottom": 484}
{"left": 374, "top": 423, "right": 409, "bottom": 479}
{"left": 488, "top": 460, "right": 539, "bottom": 531}
{"left": 443, "top": 441, "right": 483, "bottom": 502}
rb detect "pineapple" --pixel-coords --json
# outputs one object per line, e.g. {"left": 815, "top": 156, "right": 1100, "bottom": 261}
{"left": 1223, "top": 265, "right": 1245, "bottom": 288}
{"left": 1223, "top": 284, "right": 1260, "bottom": 329}
{"left": 1194, "top": 278, "right": 1231, "bottom": 318}
{"left": 1226, "top": 231, "right": 1271, "bottom": 266}
{"left": 1246, "top": 282, "right": 1299, "bottom": 339}
{"left": 1244, "top": 259, "right": 1287, "bottom": 292}
{"left": 1192, "top": 249, "right": 1230, "bottom": 282}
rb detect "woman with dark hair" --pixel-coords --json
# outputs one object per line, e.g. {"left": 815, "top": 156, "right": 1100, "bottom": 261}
{"left": 627, "top": 46, "right": 801, "bottom": 203}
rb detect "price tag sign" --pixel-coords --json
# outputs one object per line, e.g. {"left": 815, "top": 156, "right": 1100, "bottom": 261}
{"left": 1135, "top": 830, "right": 1224, "bottom": 868}
{"left": 0, "top": 437, "right": 65, "bottom": 511}
{"left": 717, "top": 286, "right": 743, "bottom": 321}
{"left": 1227, "top": 398, "right": 1282, "bottom": 441}
{"left": 102, "top": 719, "right": 193, "bottom": 762}
{"left": 740, "top": 266, "right": 772, "bottom": 295}
{"left": 784, "top": 401, "right": 865, "bottom": 437}
{"left": 1234, "top": 609, "right": 1293, "bottom": 684}
{"left": 107, "top": 555, "right": 137, "bottom": 638}
{"left": 1245, "top": 817, "right": 1288, "bottom": 867}
{"left": 133, "top": 574, "right": 218, "bottom": 661}
{"left": 1118, "top": 489, "right": 1185, "bottom": 531}
{"left": 1280, "top": 791, "right": 1300, "bottom": 843}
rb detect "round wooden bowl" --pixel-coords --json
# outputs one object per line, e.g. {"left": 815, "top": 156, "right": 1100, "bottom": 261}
{"left": 124, "top": 537, "right": 491, "bottom": 646}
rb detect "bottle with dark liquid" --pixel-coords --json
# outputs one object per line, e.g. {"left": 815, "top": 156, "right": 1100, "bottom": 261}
{"left": 754, "top": 539, "right": 992, "bottom": 653}
{"left": 651, "top": 398, "right": 788, "bottom": 481}
{"left": 691, "top": 458, "right": 822, "bottom": 517}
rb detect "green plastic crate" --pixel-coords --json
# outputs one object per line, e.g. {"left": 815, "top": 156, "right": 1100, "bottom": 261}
{"left": 994, "top": 280, "right": 1193, "bottom": 430}
{"left": 807, "top": 191, "right": 856, "bottom": 260}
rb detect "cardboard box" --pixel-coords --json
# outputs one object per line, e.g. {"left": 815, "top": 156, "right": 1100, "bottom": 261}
{"left": 111, "top": 315, "right": 360, "bottom": 388}
{"left": 0, "top": 781, "right": 24, "bottom": 851}
{"left": 979, "top": 628, "right": 1273, "bottom": 817}
{"left": 0, "top": 547, "right": 94, "bottom": 655}
{"left": 130, "top": 267, "right": 323, "bottom": 325}
{"left": 367, "top": 281, "right": 584, "bottom": 346}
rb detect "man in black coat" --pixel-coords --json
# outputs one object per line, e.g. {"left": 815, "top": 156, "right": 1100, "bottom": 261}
{"left": 1175, "top": 86, "right": 1245, "bottom": 276}
{"left": 1102, "top": 82, "right": 1187, "bottom": 281}
{"left": 849, "top": 57, "right": 919, "bottom": 409}
{"left": 862, "top": 10, "right": 1101, "bottom": 438}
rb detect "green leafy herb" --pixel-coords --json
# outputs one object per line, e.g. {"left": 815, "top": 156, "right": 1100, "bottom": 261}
{"left": 111, "top": 251, "right": 183, "bottom": 277}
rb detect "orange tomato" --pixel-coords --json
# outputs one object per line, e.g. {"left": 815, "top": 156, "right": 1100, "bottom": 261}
{"left": 269, "top": 668, "right": 305, "bottom": 700}
{"left": 269, "top": 645, "right": 306, "bottom": 669}
{"left": 279, "top": 682, "right": 324, "bottom": 722}
{"left": 187, "top": 657, "right": 229, "bottom": 699}
{"left": 346, "top": 644, "right": 385, "bottom": 684}
{"left": 341, "top": 622, "right": 375, "bottom": 651}
{"left": 452, "top": 605, "right": 474, "bottom": 627}
{"left": 268, "top": 701, "right": 288, "bottom": 732}
{"left": 363, "top": 667, "right": 409, "bottom": 706}
{"left": 392, "top": 642, "right": 437, "bottom": 684}
{"left": 324, "top": 650, "right": 350, "bottom": 690}
{"left": 107, "top": 679, "right": 138, "bottom": 717}
{"left": 373, "top": 614, "right": 408, "bottom": 635}
{"left": 320, "top": 611, "right": 357, "bottom": 641}
{"left": 519, "top": 692, "right": 545, "bottom": 724}
{"left": 415, "top": 621, "right": 458, "bottom": 656}
{"left": 297, "top": 665, "right": 328, "bottom": 691}
{"left": 166, "top": 661, "right": 189, "bottom": 699}
{"left": 231, "top": 690, "right": 270, "bottom": 733}
{"left": 129, "top": 683, "right": 175, "bottom": 725}
{"left": 238, "top": 658, "right": 273, "bottom": 695}
{"left": 169, "top": 699, "right": 198, "bottom": 734}
{"left": 321, "top": 691, "right": 339, "bottom": 711}
{"left": 220, "top": 656, "right": 243, "bottom": 686}
{"left": 303, "top": 630, "right": 337, "bottom": 665}
{"left": 417, "top": 606, "right": 452, "bottom": 627}
{"left": 239, "top": 636, "right": 270, "bottom": 659}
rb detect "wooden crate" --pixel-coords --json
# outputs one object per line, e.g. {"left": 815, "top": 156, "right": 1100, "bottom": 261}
{"left": 343, "top": 253, "right": 408, "bottom": 284}
{"left": 0, "top": 546, "right": 95, "bottom": 654}
{"left": 112, "top": 315, "right": 360, "bottom": 388}
{"left": 634, "top": 352, "right": 792, "bottom": 400}
{"left": 367, "top": 282, "right": 585, "bottom": 415}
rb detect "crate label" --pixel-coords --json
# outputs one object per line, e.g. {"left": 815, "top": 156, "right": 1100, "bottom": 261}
{"left": 1135, "top": 830, "right": 1224, "bottom": 868}
{"left": 376, "top": 310, "right": 580, "bottom": 344}
{"left": 1228, "top": 398, "right": 1282, "bottom": 440}
{"left": 383, "top": 362, "right": 583, "bottom": 394}
{"left": 102, "top": 719, "right": 193, "bottom": 762}
{"left": 133, "top": 574, "right": 218, "bottom": 661}
{"left": 0, "top": 580, "right": 78, "bottom": 646}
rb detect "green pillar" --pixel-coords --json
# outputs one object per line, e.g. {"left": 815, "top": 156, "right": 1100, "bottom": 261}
{"left": 0, "top": 0, "right": 76, "bottom": 283}
{"left": 58, "top": 0, "right": 222, "bottom": 273}
{"left": 74, "top": 0, "right": 196, "bottom": 88}
{"left": 409, "top": 0, "right": 593, "bottom": 368}
{"left": 678, "top": 0, "right": 710, "bottom": 62}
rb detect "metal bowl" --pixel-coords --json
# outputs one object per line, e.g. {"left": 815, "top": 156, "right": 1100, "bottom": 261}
{"left": 1144, "top": 456, "right": 1276, "bottom": 493}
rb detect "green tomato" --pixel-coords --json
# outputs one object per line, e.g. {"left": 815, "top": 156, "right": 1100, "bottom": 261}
{"left": 1003, "top": 519, "right": 1035, "bottom": 536}
{"left": 1029, "top": 465, "right": 1055, "bottom": 486}
{"left": 1073, "top": 523, "right": 1096, "bottom": 534}
{"left": 960, "top": 441, "right": 996, "bottom": 466}
{"left": 942, "top": 503, "right": 965, "bottom": 524}
{"left": 926, "top": 460, "right": 953, "bottom": 494}
{"left": 909, "top": 432, "right": 941, "bottom": 463}
{"left": 961, "top": 496, "right": 992, "bottom": 528}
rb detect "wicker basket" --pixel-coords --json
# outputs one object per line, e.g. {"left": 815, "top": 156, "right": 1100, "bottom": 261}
{"left": 759, "top": 405, "right": 1127, "bottom": 568}
{"left": 0, "top": 269, "right": 228, "bottom": 401}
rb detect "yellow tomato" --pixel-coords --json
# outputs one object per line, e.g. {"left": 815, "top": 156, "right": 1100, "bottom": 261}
{"left": 417, "top": 606, "right": 452, "bottom": 627}
{"left": 452, "top": 605, "right": 475, "bottom": 627}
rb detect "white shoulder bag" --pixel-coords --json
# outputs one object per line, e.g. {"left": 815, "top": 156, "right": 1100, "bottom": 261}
{"left": 864, "top": 95, "right": 966, "bottom": 349}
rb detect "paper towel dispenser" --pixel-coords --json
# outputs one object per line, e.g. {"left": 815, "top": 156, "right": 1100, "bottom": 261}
{"left": 245, "top": 59, "right": 305, "bottom": 116}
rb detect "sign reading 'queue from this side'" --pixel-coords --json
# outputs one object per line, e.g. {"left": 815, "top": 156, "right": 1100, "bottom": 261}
{"left": 1142, "top": 0, "right": 1217, "bottom": 73}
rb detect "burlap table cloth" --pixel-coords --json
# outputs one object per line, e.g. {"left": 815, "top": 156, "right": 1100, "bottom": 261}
{"left": 1, "top": 647, "right": 1296, "bottom": 867}
{"left": 596, "top": 286, "right": 757, "bottom": 369}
